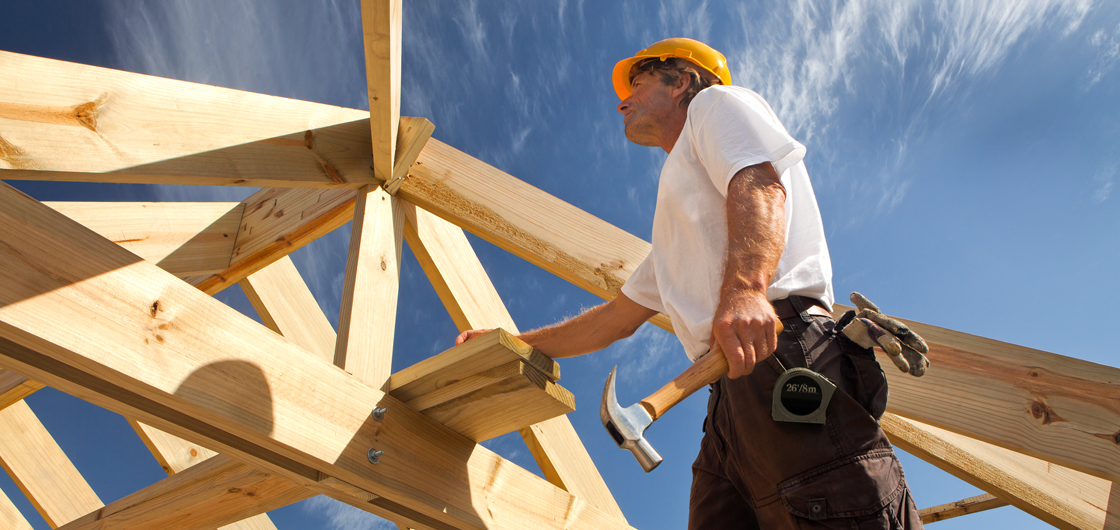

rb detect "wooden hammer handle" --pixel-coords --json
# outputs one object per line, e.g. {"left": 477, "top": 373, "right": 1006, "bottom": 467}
{"left": 639, "top": 321, "right": 783, "bottom": 421}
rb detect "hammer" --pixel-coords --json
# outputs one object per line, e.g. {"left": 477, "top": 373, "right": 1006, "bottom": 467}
{"left": 600, "top": 321, "right": 783, "bottom": 472}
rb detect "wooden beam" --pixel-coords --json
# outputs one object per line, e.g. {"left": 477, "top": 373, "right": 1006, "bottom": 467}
{"left": 394, "top": 139, "right": 1120, "bottom": 490}
{"left": 334, "top": 185, "right": 403, "bottom": 387}
{"left": 195, "top": 187, "right": 358, "bottom": 295}
{"left": 918, "top": 493, "right": 1008, "bottom": 524}
{"left": 0, "top": 182, "right": 634, "bottom": 530}
{"left": 360, "top": 0, "right": 403, "bottom": 183}
{"left": 400, "top": 204, "right": 626, "bottom": 521}
{"left": 825, "top": 304, "right": 1120, "bottom": 486}
{"left": 401, "top": 203, "right": 515, "bottom": 332}
{"left": 240, "top": 256, "right": 336, "bottom": 363}
{"left": 0, "top": 486, "right": 34, "bottom": 530}
{"left": 386, "top": 330, "right": 557, "bottom": 400}
{"left": 0, "top": 401, "right": 103, "bottom": 528}
{"left": 884, "top": 413, "right": 1120, "bottom": 530}
{"left": 45, "top": 202, "right": 243, "bottom": 276}
{"left": 0, "top": 369, "right": 43, "bottom": 411}
{"left": 0, "top": 51, "right": 376, "bottom": 188}
{"left": 58, "top": 454, "right": 309, "bottom": 530}
{"left": 406, "top": 360, "right": 574, "bottom": 443}
{"left": 399, "top": 139, "right": 673, "bottom": 332}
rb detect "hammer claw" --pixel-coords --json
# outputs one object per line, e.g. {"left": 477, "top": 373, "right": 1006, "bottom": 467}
{"left": 601, "top": 366, "right": 662, "bottom": 472}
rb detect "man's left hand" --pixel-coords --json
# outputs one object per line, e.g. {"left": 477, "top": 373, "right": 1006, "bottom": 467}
{"left": 709, "top": 288, "right": 781, "bottom": 379}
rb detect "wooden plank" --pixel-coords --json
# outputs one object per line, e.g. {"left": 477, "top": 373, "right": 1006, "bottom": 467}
{"left": 0, "top": 485, "right": 34, "bottom": 530}
{"left": 240, "top": 256, "right": 336, "bottom": 363}
{"left": 400, "top": 206, "right": 625, "bottom": 520}
{"left": 884, "top": 413, "right": 1120, "bottom": 530}
{"left": 825, "top": 305, "right": 1120, "bottom": 486}
{"left": 400, "top": 138, "right": 672, "bottom": 333}
{"left": 58, "top": 454, "right": 309, "bottom": 530}
{"left": 0, "top": 369, "right": 43, "bottom": 411}
{"left": 334, "top": 185, "right": 403, "bottom": 387}
{"left": 385, "top": 117, "right": 435, "bottom": 194}
{"left": 45, "top": 201, "right": 243, "bottom": 276}
{"left": 0, "top": 182, "right": 634, "bottom": 530}
{"left": 0, "top": 401, "right": 103, "bottom": 527}
{"left": 0, "top": 51, "right": 375, "bottom": 188}
{"left": 402, "top": 203, "right": 514, "bottom": 332}
{"left": 195, "top": 187, "right": 358, "bottom": 295}
{"left": 386, "top": 330, "right": 558, "bottom": 401}
{"left": 406, "top": 360, "right": 574, "bottom": 442}
{"left": 360, "top": 0, "right": 403, "bottom": 183}
{"left": 918, "top": 493, "right": 1008, "bottom": 524}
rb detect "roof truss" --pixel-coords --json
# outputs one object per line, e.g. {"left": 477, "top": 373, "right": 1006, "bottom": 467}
{"left": 1, "top": 1, "right": 1119, "bottom": 528}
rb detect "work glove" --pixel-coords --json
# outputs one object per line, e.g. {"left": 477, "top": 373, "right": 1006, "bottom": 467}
{"left": 838, "top": 292, "right": 930, "bottom": 377}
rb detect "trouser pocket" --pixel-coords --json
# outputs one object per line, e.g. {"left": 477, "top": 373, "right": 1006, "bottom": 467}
{"left": 777, "top": 449, "right": 907, "bottom": 528}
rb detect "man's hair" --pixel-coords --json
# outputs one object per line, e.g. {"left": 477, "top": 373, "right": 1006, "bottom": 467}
{"left": 630, "top": 57, "right": 719, "bottom": 106}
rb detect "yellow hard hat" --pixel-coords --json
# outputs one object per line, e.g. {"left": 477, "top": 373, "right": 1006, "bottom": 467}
{"left": 612, "top": 37, "right": 732, "bottom": 100}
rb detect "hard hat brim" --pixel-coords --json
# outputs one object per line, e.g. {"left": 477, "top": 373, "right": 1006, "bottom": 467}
{"left": 612, "top": 56, "right": 643, "bottom": 101}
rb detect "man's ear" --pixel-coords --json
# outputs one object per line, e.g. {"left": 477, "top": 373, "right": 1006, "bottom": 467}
{"left": 669, "top": 73, "right": 692, "bottom": 101}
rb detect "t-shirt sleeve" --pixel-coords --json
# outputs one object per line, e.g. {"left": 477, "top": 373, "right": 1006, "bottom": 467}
{"left": 620, "top": 254, "right": 664, "bottom": 313}
{"left": 689, "top": 89, "right": 807, "bottom": 195}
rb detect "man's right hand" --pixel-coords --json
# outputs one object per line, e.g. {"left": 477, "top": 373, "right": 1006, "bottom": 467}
{"left": 455, "top": 329, "right": 493, "bottom": 345}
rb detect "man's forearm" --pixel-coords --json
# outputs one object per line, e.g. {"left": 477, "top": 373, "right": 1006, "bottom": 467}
{"left": 723, "top": 163, "right": 787, "bottom": 296}
{"left": 519, "top": 294, "right": 657, "bottom": 359}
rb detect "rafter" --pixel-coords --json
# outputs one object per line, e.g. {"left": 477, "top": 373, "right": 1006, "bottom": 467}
{"left": 0, "top": 51, "right": 375, "bottom": 188}
{"left": 0, "top": 182, "right": 633, "bottom": 530}
{"left": 58, "top": 454, "right": 308, "bottom": 530}
{"left": 360, "top": 0, "right": 403, "bottom": 183}
{"left": 401, "top": 202, "right": 625, "bottom": 520}
{"left": 0, "top": 485, "right": 33, "bottom": 530}
{"left": 240, "top": 256, "right": 337, "bottom": 363}
{"left": 918, "top": 494, "right": 1008, "bottom": 524}
{"left": 46, "top": 201, "right": 243, "bottom": 276}
{"left": 0, "top": 401, "right": 103, "bottom": 528}
{"left": 0, "top": 370, "right": 42, "bottom": 411}
{"left": 885, "top": 413, "right": 1119, "bottom": 530}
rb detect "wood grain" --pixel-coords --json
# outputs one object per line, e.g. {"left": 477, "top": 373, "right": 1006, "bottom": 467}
{"left": 0, "top": 485, "right": 33, "bottom": 530}
{"left": 46, "top": 201, "right": 243, "bottom": 276}
{"left": 240, "top": 256, "right": 337, "bottom": 364}
{"left": 918, "top": 493, "right": 1007, "bottom": 524}
{"left": 334, "top": 185, "right": 403, "bottom": 388}
{"left": 885, "top": 413, "right": 1120, "bottom": 530}
{"left": 57, "top": 454, "right": 309, "bottom": 530}
{"left": 0, "top": 52, "right": 375, "bottom": 188}
{"left": 360, "top": 0, "right": 402, "bottom": 182}
{"left": 0, "top": 369, "right": 43, "bottom": 412}
{"left": 0, "top": 182, "right": 634, "bottom": 530}
{"left": 0, "top": 401, "right": 103, "bottom": 527}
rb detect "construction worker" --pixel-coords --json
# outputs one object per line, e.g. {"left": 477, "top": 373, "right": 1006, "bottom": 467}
{"left": 458, "top": 38, "right": 925, "bottom": 529}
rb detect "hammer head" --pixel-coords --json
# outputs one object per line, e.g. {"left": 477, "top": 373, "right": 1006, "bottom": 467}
{"left": 601, "top": 366, "right": 662, "bottom": 472}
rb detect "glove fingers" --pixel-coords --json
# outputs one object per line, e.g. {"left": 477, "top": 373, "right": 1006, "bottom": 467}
{"left": 860, "top": 310, "right": 929, "bottom": 354}
{"left": 849, "top": 292, "right": 881, "bottom": 314}
{"left": 862, "top": 318, "right": 909, "bottom": 373}
{"left": 902, "top": 345, "right": 930, "bottom": 377}
{"left": 840, "top": 317, "right": 877, "bottom": 350}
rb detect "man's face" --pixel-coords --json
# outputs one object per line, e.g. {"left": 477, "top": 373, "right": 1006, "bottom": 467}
{"left": 617, "top": 70, "right": 681, "bottom": 147}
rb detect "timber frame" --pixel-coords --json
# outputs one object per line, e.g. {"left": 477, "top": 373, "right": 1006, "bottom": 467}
{"left": 1, "top": 2, "right": 1119, "bottom": 528}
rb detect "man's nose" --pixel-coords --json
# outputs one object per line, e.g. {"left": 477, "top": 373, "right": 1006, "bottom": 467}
{"left": 617, "top": 98, "right": 631, "bottom": 114}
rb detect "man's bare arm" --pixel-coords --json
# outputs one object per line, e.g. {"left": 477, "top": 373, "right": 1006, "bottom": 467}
{"left": 711, "top": 161, "right": 787, "bottom": 379}
{"left": 455, "top": 292, "right": 658, "bottom": 359}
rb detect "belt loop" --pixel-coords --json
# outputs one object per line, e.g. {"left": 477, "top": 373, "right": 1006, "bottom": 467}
{"left": 789, "top": 295, "right": 813, "bottom": 323}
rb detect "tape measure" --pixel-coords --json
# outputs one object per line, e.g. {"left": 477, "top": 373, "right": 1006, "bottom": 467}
{"left": 772, "top": 365, "right": 836, "bottom": 424}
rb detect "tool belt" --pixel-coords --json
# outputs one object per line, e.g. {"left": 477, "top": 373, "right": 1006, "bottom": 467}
{"left": 772, "top": 295, "right": 831, "bottom": 320}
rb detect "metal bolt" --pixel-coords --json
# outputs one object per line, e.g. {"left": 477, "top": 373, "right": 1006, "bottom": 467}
{"left": 372, "top": 407, "right": 387, "bottom": 421}
{"left": 367, "top": 448, "right": 384, "bottom": 465}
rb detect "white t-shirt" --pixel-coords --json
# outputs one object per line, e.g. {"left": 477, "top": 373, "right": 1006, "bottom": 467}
{"left": 621, "top": 85, "right": 834, "bottom": 361}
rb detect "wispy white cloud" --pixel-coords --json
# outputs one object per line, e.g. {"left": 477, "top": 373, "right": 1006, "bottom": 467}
{"left": 302, "top": 496, "right": 397, "bottom": 530}
{"left": 722, "top": 0, "right": 1098, "bottom": 212}
{"left": 1085, "top": 23, "right": 1120, "bottom": 88}
{"left": 599, "top": 322, "right": 684, "bottom": 382}
{"left": 1093, "top": 164, "right": 1115, "bottom": 202}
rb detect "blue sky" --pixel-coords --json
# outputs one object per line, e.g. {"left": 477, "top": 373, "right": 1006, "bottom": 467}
{"left": 2, "top": 0, "right": 1119, "bottom": 529}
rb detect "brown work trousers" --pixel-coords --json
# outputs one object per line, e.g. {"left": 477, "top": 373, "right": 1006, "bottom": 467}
{"left": 689, "top": 302, "right": 923, "bottom": 529}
